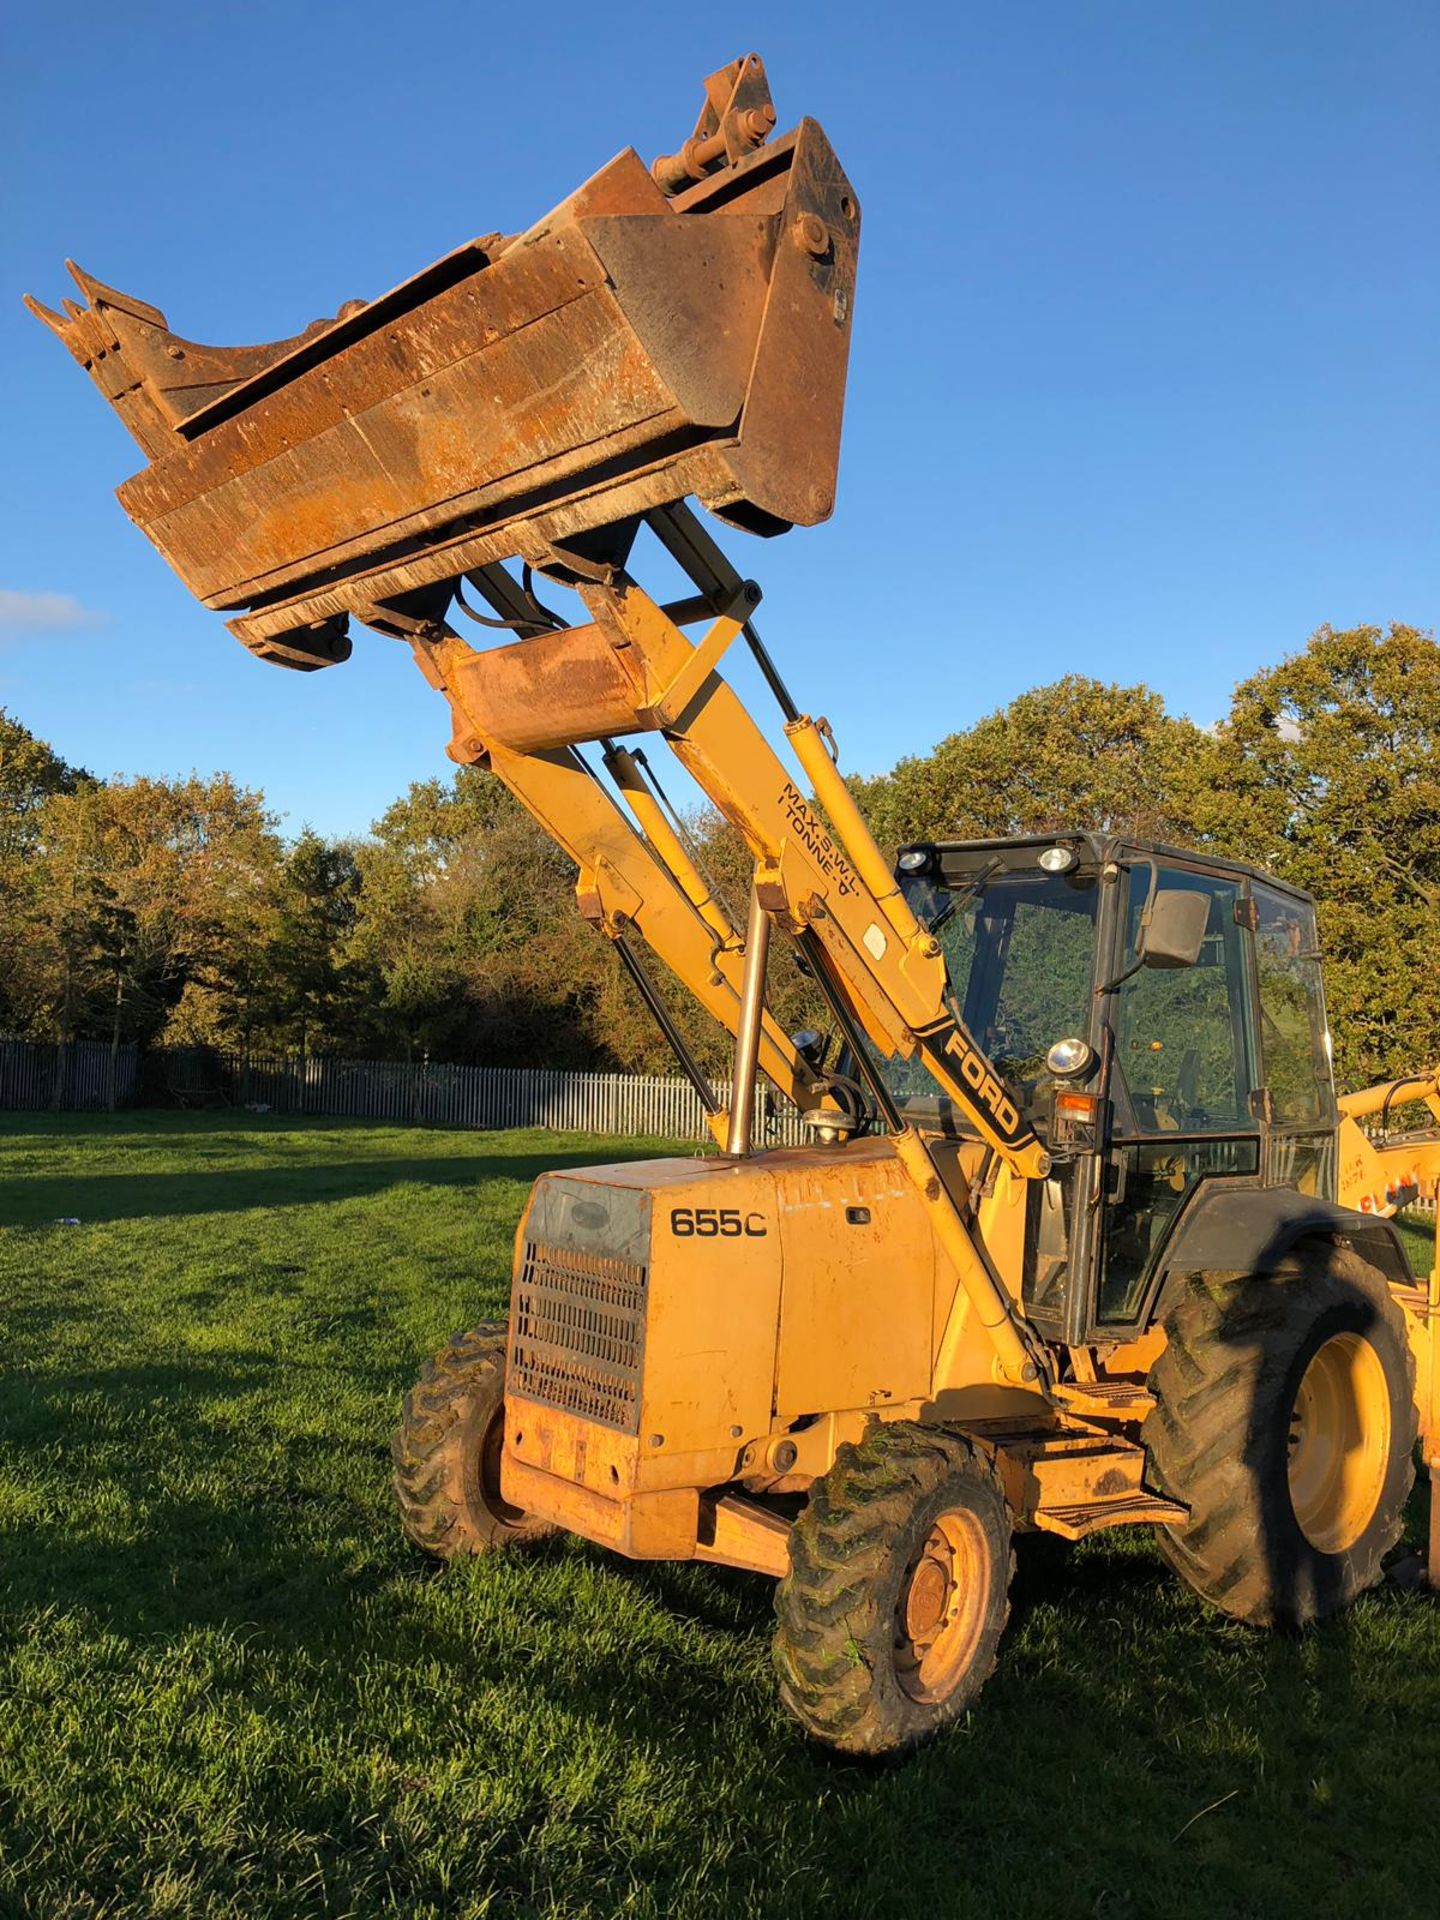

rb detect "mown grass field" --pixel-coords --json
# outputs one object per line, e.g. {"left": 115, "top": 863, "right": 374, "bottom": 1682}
{"left": 0, "top": 1111, "right": 1437, "bottom": 1920}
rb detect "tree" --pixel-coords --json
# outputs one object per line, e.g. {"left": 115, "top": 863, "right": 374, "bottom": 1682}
{"left": 350, "top": 769, "right": 585, "bottom": 1064}
{"left": 247, "top": 832, "right": 364, "bottom": 1056}
{"left": 0, "top": 707, "right": 90, "bottom": 861}
{"left": 0, "top": 711, "right": 92, "bottom": 1037}
{"left": 851, "top": 676, "right": 1217, "bottom": 854}
{"left": 4, "top": 623, "right": 1435, "bottom": 1102}
{"left": 3, "top": 780, "right": 124, "bottom": 1100}
{"left": 1211, "top": 623, "right": 1440, "bottom": 1087}
{"left": 5, "top": 767, "right": 283, "bottom": 1092}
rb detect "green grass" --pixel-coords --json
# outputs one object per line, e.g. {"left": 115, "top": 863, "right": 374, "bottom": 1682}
{"left": 0, "top": 1111, "right": 1437, "bottom": 1920}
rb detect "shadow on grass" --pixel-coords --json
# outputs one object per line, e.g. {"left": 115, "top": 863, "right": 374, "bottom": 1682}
{"left": 2, "top": 1114, "right": 1434, "bottom": 1915}
{"left": 0, "top": 1355, "right": 783, "bottom": 1786}
{"left": 0, "top": 1147, "right": 666, "bottom": 1227}
{"left": 4, "top": 1342, "right": 1433, "bottom": 1917}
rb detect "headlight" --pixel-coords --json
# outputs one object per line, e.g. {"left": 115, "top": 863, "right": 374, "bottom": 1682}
{"left": 897, "top": 848, "right": 930, "bottom": 873}
{"left": 1045, "top": 1036, "right": 1095, "bottom": 1079}
{"left": 1038, "top": 845, "right": 1077, "bottom": 874}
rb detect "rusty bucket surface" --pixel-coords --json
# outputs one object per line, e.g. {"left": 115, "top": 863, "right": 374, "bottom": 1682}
{"left": 28, "top": 55, "right": 860, "bottom": 671}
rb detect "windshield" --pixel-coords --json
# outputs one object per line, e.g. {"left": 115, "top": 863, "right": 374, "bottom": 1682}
{"left": 877, "top": 866, "right": 1101, "bottom": 1122}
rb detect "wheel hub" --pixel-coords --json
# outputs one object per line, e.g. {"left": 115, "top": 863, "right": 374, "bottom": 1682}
{"left": 905, "top": 1554, "right": 951, "bottom": 1641}
{"left": 895, "top": 1508, "right": 991, "bottom": 1706}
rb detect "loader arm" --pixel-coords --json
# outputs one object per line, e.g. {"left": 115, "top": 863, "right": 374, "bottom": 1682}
{"left": 417, "top": 559, "right": 1051, "bottom": 1182}
{"left": 409, "top": 543, "right": 1051, "bottom": 1386}
{"left": 403, "top": 673, "right": 828, "bottom": 1144}
{"left": 28, "top": 55, "right": 1051, "bottom": 1390}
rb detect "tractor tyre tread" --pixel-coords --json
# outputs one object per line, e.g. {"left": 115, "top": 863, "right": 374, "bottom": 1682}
{"left": 773, "top": 1421, "right": 1013, "bottom": 1756}
{"left": 1143, "top": 1248, "right": 1415, "bottom": 1627}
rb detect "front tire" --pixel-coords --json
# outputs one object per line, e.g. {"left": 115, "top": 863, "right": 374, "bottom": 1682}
{"left": 773, "top": 1422, "right": 1013, "bottom": 1755}
{"left": 392, "top": 1322, "right": 555, "bottom": 1559}
{"left": 1144, "top": 1246, "right": 1416, "bottom": 1626}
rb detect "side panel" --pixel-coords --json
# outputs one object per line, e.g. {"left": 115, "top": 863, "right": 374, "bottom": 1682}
{"left": 506, "top": 1158, "right": 783, "bottom": 1500}
{"left": 773, "top": 1147, "right": 935, "bottom": 1418}
{"left": 641, "top": 1163, "right": 784, "bottom": 1463}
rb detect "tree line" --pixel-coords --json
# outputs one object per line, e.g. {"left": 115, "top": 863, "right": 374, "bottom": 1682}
{"left": 1, "top": 621, "right": 1434, "bottom": 1091}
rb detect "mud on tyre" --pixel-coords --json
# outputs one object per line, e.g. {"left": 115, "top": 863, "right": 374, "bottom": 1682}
{"left": 773, "top": 1420, "right": 1014, "bottom": 1756}
{"left": 392, "top": 1321, "right": 554, "bottom": 1559}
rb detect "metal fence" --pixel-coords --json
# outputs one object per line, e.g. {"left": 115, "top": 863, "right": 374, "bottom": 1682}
{"left": 0, "top": 1037, "right": 141, "bottom": 1112}
{"left": 223, "top": 1052, "right": 806, "bottom": 1146}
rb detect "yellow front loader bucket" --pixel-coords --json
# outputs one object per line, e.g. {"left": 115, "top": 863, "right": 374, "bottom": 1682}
{"left": 28, "top": 55, "right": 859, "bottom": 671}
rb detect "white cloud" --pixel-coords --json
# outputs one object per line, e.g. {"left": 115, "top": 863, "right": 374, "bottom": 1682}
{"left": 0, "top": 590, "right": 106, "bottom": 636}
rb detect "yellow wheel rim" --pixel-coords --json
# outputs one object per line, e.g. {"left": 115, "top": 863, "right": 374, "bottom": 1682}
{"left": 1287, "top": 1331, "right": 1390, "bottom": 1554}
{"left": 895, "top": 1508, "right": 991, "bottom": 1706}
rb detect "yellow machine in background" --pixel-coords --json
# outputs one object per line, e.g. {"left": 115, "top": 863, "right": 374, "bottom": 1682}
{"left": 34, "top": 54, "right": 1440, "bottom": 1754}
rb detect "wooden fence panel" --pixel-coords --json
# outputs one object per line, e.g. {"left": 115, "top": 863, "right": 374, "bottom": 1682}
{"left": 216, "top": 1051, "right": 805, "bottom": 1146}
{"left": 2, "top": 1039, "right": 1435, "bottom": 1212}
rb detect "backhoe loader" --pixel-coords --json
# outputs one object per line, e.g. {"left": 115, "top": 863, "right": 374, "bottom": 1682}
{"left": 31, "top": 54, "right": 1440, "bottom": 1754}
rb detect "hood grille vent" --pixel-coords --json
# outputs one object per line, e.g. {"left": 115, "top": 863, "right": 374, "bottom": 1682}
{"left": 508, "top": 1240, "right": 647, "bottom": 1433}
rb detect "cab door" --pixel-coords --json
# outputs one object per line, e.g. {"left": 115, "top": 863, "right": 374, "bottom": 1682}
{"left": 1088, "top": 862, "right": 1261, "bottom": 1335}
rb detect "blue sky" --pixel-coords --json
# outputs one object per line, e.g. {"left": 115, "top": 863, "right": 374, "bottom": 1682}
{"left": 3, "top": 2, "right": 1436, "bottom": 839}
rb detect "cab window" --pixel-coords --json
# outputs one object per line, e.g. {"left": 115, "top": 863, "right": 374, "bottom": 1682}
{"left": 1253, "top": 886, "right": 1333, "bottom": 1125}
{"left": 1110, "top": 866, "right": 1255, "bottom": 1134}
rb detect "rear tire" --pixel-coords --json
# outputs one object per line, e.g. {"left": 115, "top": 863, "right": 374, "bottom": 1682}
{"left": 392, "top": 1322, "right": 555, "bottom": 1559}
{"left": 773, "top": 1422, "right": 1013, "bottom": 1755}
{"left": 1144, "top": 1246, "right": 1416, "bottom": 1626}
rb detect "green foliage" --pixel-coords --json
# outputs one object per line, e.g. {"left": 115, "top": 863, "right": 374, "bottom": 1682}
{"left": 852, "top": 675, "right": 1220, "bottom": 854}
{"left": 0, "top": 705, "right": 91, "bottom": 859}
{"left": 249, "top": 831, "right": 365, "bottom": 1054}
{"left": 349, "top": 768, "right": 680, "bottom": 1071}
{"left": 0, "top": 1112, "right": 1435, "bottom": 1918}
{"left": 1210, "top": 623, "right": 1440, "bottom": 1085}
{"left": 853, "top": 630, "right": 1440, "bottom": 1088}
{"left": 0, "top": 709, "right": 94, "bottom": 1037}
{"left": 1, "top": 622, "right": 1436, "bottom": 1088}
{"left": 0, "top": 761, "right": 282, "bottom": 1059}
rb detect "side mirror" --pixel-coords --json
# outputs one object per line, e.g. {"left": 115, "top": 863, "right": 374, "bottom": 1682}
{"left": 1141, "top": 890, "right": 1210, "bottom": 971}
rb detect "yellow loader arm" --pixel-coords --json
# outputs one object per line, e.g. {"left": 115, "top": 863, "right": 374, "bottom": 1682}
{"left": 1338, "top": 1070, "right": 1440, "bottom": 1218}
{"left": 29, "top": 55, "right": 1051, "bottom": 1388}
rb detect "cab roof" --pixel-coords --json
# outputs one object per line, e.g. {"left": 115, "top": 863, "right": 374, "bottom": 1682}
{"left": 895, "top": 832, "right": 1318, "bottom": 908}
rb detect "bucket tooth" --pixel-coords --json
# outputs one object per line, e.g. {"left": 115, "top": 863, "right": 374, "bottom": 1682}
{"left": 66, "top": 259, "right": 169, "bottom": 329}
{"left": 22, "top": 293, "right": 71, "bottom": 339}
